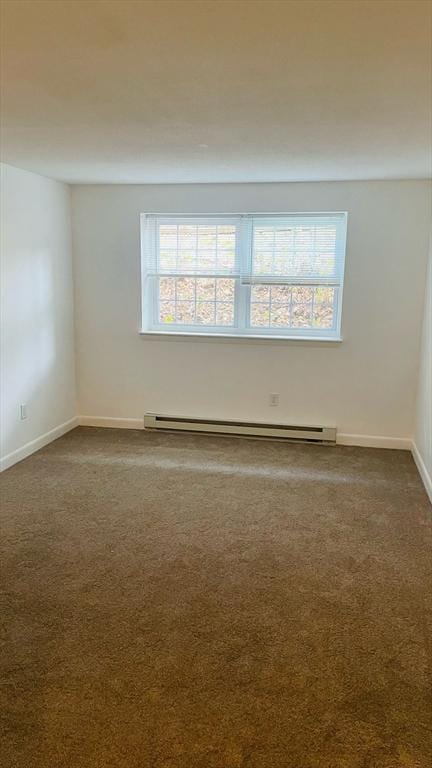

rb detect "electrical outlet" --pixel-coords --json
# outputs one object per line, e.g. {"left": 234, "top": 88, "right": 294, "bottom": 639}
{"left": 269, "top": 393, "right": 279, "bottom": 407}
{"left": 20, "top": 403, "right": 28, "bottom": 420}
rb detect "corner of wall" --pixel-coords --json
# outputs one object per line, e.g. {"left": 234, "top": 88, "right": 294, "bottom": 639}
{"left": 413, "top": 234, "right": 432, "bottom": 504}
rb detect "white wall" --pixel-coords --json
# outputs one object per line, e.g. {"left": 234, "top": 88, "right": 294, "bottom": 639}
{"left": 71, "top": 181, "right": 431, "bottom": 445}
{"left": 0, "top": 163, "right": 77, "bottom": 469}
{"left": 414, "top": 238, "right": 432, "bottom": 499}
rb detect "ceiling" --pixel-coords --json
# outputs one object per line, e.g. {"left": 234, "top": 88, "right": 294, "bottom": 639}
{"left": 1, "top": 0, "right": 431, "bottom": 184}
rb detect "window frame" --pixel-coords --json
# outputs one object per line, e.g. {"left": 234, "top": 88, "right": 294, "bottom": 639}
{"left": 141, "top": 212, "right": 347, "bottom": 341}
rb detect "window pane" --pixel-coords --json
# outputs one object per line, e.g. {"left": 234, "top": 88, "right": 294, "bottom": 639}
{"left": 253, "top": 252, "right": 272, "bottom": 275}
{"left": 197, "top": 251, "right": 216, "bottom": 272}
{"left": 291, "top": 302, "right": 313, "bottom": 327}
{"left": 159, "top": 225, "right": 177, "bottom": 249}
{"left": 254, "top": 228, "right": 274, "bottom": 249}
{"left": 159, "top": 250, "right": 177, "bottom": 271}
{"left": 249, "top": 284, "right": 336, "bottom": 331}
{"left": 216, "top": 278, "right": 235, "bottom": 300}
{"left": 216, "top": 303, "right": 235, "bottom": 326}
{"left": 176, "top": 277, "right": 195, "bottom": 300}
{"left": 217, "top": 250, "right": 236, "bottom": 271}
{"left": 313, "top": 303, "right": 334, "bottom": 328}
{"left": 176, "top": 301, "right": 195, "bottom": 324}
{"left": 252, "top": 222, "right": 338, "bottom": 280}
{"left": 251, "top": 304, "right": 270, "bottom": 327}
{"left": 157, "top": 222, "right": 237, "bottom": 275}
{"left": 314, "top": 286, "right": 334, "bottom": 303}
{"left": 295, "top": 228, "right": 314, "bottom": 251}
{"left": 196, "top": 301, "right": 216, "bottom": 325}
{"left": 313, "top": 286, "right": 335, "bottom": 328}
{"left": 177, "top": 251, "right": 196, "bottom": 272}
{"left": 217, "top": 227, "right": 235, "bottom": 250}
{"left": 251, "top": 285, "right": 270, "bottom": 302}
{"left": 291, "top": 286, "right": 313, "bottom": 303}
{"left": 159, "top": 277, "right": 175, "bottom": 300}
{"left": 196, "top": 278, "right": 215, "bottom": 300}
{"left": 274, "top": 228, "right": 294, "bottom": 251}
{"left": 159, "top": 301, "right": 175, "bottom": 324}
{"left": 197, "top": 226, "right": 217, "bottom": 249}
{"left": 273, "top": 257, "right": 289, "bottom": 275}
{"left": 178, "top": 225, "right": 196, "bottom": 249}
{"left": 216, "top": 225, "right": 236, "bottom": 271}
{"left": 157, "top": 276, "right": 236, "bottom": 329}
{"left": 271, "top": 305, "right": 291, "bottom": 327}
{"left": 271, "top": 286, "right": 291, "bottom": 304}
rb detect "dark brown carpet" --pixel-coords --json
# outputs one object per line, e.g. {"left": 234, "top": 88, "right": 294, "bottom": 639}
{"left": 1, "top": 427, "right": 431, "bottom": 768}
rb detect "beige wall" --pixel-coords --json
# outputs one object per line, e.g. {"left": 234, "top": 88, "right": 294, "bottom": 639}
{"left": 0, "top": 163, "right": 77, "bottom": 468}
{"left": 71, "top": 180, "right": 431, "bottom": 445}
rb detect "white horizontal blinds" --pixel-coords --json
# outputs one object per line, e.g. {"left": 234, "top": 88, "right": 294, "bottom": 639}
{"left": 246, "top": 215, "right": 345, "bottom": 286}
{"left": 141, "top": 214, "right": 158, "bottom": 278}
{"left": 148, "top": 216, "right": 240, "bottom": 277}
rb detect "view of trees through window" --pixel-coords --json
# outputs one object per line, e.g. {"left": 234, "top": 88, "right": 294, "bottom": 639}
{"left": 159, "top": 278, "right": 334, "bottom": 329}
{"left": 250, "top": 285, "right": 334, "bottom": 329}
{"left": 159, "top": 277, "right": 235, "bottom": 326}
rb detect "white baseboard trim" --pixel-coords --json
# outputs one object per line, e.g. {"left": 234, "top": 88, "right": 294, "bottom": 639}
{"left": 79, "top": 416, "right": 144, "bottom": 430}
{"left": 78, "top": 418, "right": 411, "bottom": 450}
{"left": 411, "top": 441, "right": 432, "bottom": 504}
{"left": 3, "top": 417, "right": 429, "bottom": 505}
{"left": 0, "top": 416, "right": 79, "bottom": 472}
{"left": 337, "top": 433, "right": 411, "bottom": 450}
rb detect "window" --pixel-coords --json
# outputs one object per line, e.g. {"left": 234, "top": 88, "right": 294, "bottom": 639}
{"left": 141, "top": 213, "right": 347, "bottom": 340}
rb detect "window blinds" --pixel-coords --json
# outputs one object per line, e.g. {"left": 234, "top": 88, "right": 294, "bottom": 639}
{"left": 142, "top": 213, "right": 346, "bottom": 286}
{"left": 142, "top": 216, "right": 241, "bottom": 278}
{"left": 246, "top": 215, "right": 345, "bottom": 286}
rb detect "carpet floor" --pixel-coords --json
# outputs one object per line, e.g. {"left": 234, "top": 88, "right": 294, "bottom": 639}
{"left": 1, "top": 427, "right": 431, "bottom": 768}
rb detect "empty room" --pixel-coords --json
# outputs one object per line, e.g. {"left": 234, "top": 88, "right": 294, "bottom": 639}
{"left": 1, "top": 1, "right": 431, "bottom": 766}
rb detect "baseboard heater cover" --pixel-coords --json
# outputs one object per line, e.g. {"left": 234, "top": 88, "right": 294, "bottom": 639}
{"left": 144, "top": 414, "right": 336, "bottom": 443}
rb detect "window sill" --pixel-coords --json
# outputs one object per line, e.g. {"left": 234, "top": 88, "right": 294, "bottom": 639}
{"left": 140, "top": 330, "right": 343, "bottom": 345}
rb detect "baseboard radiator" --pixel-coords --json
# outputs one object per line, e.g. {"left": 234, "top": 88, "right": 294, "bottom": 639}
{"left": 144, "top": 414, "right": 336, "bottom": 444}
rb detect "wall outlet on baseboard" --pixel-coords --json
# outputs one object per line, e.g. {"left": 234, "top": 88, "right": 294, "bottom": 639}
{"left": 20, "top": 403, "right": 28, "bottom": 420}
{"left": 269, "top": 393, "right": 279, "bottom": 407}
